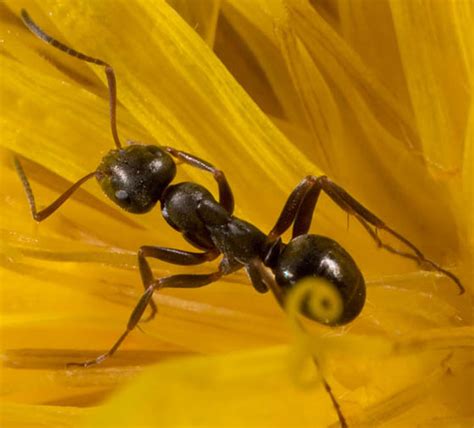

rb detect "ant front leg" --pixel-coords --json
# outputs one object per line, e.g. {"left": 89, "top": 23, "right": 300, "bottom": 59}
{"left": 67, "top": 270, "right": 223, "bottom": 368}
{"left": 138, "top": 245, "right": 219, "bottom": 321}
{"left": 14, "top": 157, "right": 97, "bottom": 222}
{"left": 269, "top": 175, "right": 464, "bottom": 294}
{"left": 164, "top": 147, "right": 234, "bottom": 214}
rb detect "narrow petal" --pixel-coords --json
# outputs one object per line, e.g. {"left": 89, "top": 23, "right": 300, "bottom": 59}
{"left": 167, "top": 0, "right": 221, "bottom": 47}
{"left": 390, "top": 0, "right": 470, "bottom": 171}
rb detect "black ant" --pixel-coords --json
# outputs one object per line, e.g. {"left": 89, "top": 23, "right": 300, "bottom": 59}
{"left": 15, "top": 10, "right": 464, "bottom": 372}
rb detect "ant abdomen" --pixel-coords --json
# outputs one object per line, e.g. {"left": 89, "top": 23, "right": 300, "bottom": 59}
{"left": 273, "top": 235, "right": 366, "bottom": 326}
{"left": 97, "top": 145, "right": 176, "bottom": 213}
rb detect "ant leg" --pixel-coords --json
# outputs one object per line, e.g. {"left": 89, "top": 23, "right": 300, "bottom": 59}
{"left": 164, "top": 147, "right": 234, "bottom": 214}
{"left": 21, "top": 10, "right": 122, "bottom": 149}
{"left": 67, "top": 270, "right": 223, "bottom": 368}
{"left": 247, "top": 259, "right": 283, "bottom": 301}
{"left": 291, "top": 183, "right": 321, "bottom": 239}
{"left": 14, "top": 157, "right": 96, "bottom": 222}
{"left": 271, "top": 175, "right": 463, "bottom": 294}
{"left": 315, "top": 176, "right": 464, "bottom": 294}
{"left": 138, "top": 246, "right": 219, "bottom": 321}
{"left": 267, "top": 176, "right": 318, "bottom": 241}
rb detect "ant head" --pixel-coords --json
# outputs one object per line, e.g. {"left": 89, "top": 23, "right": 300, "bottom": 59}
{"left": 96, "top": 144, "right": 176, "bottom": 214}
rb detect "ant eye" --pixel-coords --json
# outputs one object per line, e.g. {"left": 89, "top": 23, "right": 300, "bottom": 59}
{"left": 115, "top": 189, "right": 129, "bottom": 201}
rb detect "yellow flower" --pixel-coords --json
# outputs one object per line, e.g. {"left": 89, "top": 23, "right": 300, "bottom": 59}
{"left": 0, "top": 0, "right": 472, "bottom": 427}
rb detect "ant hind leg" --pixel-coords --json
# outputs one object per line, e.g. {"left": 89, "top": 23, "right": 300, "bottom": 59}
{"left": 268, "top": 175, "right": 464, "bottom": 294}
{"left": 317, "top": 176, "right": 464, "bottom": 294}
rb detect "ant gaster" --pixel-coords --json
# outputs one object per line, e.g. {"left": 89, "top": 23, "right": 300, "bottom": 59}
{"left": 16, "top": 10, "right": 464, "bottom": 372}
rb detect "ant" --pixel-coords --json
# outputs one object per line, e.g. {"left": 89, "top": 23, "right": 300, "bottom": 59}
{"left": 15, "top": 10, "right": 464, "bottom": 372}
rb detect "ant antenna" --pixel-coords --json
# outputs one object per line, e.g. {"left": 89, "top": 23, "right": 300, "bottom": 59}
{"left": 21, "top": 9, "right": 122, "bottom": 149}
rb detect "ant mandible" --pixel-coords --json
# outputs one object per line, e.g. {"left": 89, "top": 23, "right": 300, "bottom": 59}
{"left": 16, "top": 10, "right": 464, "bottom": 370}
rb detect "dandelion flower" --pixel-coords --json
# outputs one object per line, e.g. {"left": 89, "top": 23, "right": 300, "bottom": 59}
{"left": 0, "top": 0, "right": 472, "bottom": 427}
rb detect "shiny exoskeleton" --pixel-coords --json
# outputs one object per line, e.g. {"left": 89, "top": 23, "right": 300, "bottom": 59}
{"left": 16, "top": 10, "right": 463, "bottom": 375}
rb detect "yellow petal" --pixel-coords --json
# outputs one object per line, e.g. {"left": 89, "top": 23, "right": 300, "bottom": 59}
{"left": 166, "top": 0, "right": 220, "bottom": 47}
{"left": 1, "top": 402, "right": 89, "bottom": 428}
{"left": 1, "top": 0, "right": 472, "bottom": 426}
{"left": 390, "top": 0, "right": 470, "bottom": 172}
{"left": 82, "top": 346, "right": 342, "bottom": 427}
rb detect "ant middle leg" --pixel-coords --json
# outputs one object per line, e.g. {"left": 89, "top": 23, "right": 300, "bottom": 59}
{"left": 164, "top": 147, "right": 234, "bottom": 214}
{"left": 268, "top": 175, "right": 464, "bottom": 294}
{"left": 138, "top": 245, "right": 219, "bottom": 321}
{"left": 67, "top": 270, "right": 223, "bottom": 368}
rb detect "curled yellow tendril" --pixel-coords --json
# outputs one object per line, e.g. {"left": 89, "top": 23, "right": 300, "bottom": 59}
{"left": 285, "top": 276, "right": 344, "bottom": 328}
{"left": 283, "top": 277, "right": 343, "bottom": 388}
